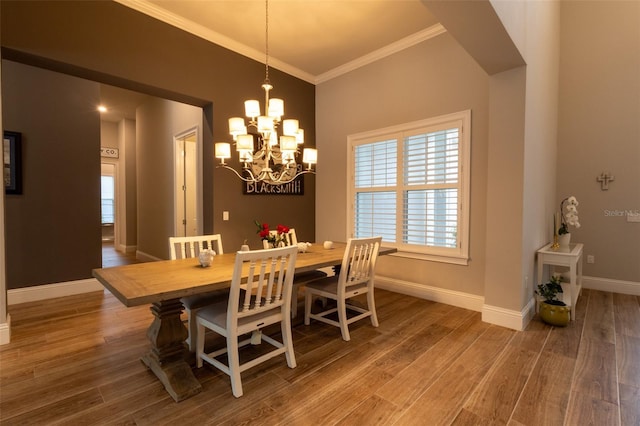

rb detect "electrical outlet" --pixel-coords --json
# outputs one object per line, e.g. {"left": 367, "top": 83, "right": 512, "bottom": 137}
{"left": 587, "top": 255, "right": 595, "bottom": 264}
{"left": 223, "top": 211, "right": 229, "bottom": 221}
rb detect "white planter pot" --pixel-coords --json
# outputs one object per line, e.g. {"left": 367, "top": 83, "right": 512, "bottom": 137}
{"left": 558, "top": 233, "right": 571, "bottom": 248}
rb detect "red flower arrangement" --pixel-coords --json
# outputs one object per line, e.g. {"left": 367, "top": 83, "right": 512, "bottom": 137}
{"left": 255, "top": 220, "right": 290, "bottom": 246}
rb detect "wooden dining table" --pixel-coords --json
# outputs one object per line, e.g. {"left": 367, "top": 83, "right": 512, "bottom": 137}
{"left": 92, "top": 242, "right": 396, "bottom": 402}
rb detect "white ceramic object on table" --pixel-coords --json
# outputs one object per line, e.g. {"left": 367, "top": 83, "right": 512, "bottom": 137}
{"left": 297, "top": 242, "right": 311, "bottom": 253}
{"left": 198, "top": 249, "right": 216, "bottom": 267}
{"left": 323, "top": 241, "right": 334, "bottom": 250}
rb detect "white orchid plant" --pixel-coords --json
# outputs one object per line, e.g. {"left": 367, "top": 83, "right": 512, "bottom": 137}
{"left": 559, "top": 196, "right": 580, "bottom": 235}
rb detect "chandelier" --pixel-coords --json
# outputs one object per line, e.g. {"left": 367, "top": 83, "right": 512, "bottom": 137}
{"left": 214, "top": 0, "right": 317, "bottom": 185}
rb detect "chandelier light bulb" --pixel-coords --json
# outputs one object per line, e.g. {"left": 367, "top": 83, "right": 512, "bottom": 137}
{"left": 280, "top": 135, "right": 297, "bottom": 152}
{"left": 257, "top": 116, "right": 274, "bottom": 133}
{"left": 269, "top": 129, "right": 278, "bottom": 146}
{"left": 215, "top": 143, "right": 231, "bottom": 163}
{"left": 303, "top": 148, "right": 317, "bottom": 167}
{"left": 229, "top": 117, "right": 245, "bottom": 134}
{"left": 282, "top": 119, "right": 299, "bottom": 136}
{"left": 239, "top": 150, "right": 253, "bottom": 163}
{"left": 282, "top": 150, "right": 295, "bottom": 164}
{"left": 268, "top": 98, "right": 284, "bottom": 118}
{"left": 236, "top": 134, "right": 254, "bottom": 151}
{"left": 244, "top": 100, "right": 260, "bottom": 118}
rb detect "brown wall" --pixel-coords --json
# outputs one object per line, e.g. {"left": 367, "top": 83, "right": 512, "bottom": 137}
{"left": 2, "top": 60, "right": 102, "bottom": 288}
{"left": 121, "top": 118, "right": 137, "bottom": 248}
{"left": 1, "top": 1, "right": 316, "bottom": 288}
{"left": 136, "top": 97, "right": 202, "bottom": 259}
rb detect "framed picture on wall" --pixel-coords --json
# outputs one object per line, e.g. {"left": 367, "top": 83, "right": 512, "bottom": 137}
{"left": 4, "top": 131, "right": 22, "bottom": 195}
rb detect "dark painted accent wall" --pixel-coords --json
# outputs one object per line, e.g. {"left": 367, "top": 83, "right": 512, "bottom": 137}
{"left": 1, "top": 60, "right": 102, "bottom": 288}
{"left": 1, "top": 1, "right": 316, "bottom": 288}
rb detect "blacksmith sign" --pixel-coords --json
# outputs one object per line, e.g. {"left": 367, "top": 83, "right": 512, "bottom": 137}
{"left": 242, "top": 168, "right": 304, "bottom": 195}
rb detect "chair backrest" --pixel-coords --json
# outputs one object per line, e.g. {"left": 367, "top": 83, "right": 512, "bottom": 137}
{"left": 262, "top": 228, "right": 298, "bottom": 249}
{"left": 338, "top": 237, "right": 382, "bottom": 289}
{"left": 228, "top": 246, "right": 298, "bottom": 322}
{"left": 169, "top": 234, "right": 224, "bottom": 260}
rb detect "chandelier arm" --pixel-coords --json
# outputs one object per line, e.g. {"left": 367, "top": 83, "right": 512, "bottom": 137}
{"left": 217, "top": 163, "right": 315, "bottom": 185}
{"left": 269, "top": 169, "right": 316, "bottom": 185}
{"left": 216, "top": 164, "right": 260, "bottom": 183}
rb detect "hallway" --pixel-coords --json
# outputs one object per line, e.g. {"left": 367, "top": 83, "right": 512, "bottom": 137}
{"left": 101, "top": 242, "right": 139, "bottom": 268}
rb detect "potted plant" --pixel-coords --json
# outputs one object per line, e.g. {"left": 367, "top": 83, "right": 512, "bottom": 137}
{"left": 557, "top": 195, "right": 580, "bottom": 247}
{"left": 536, "top": 274, "right": 570, "bottom": 326}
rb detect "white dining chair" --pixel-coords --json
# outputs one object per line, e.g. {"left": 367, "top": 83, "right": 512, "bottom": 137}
{"left": 304, "top": 236, "right": 382, "bottom": 341}
{"left": 262, "top": 228, "right": 327, "bottom": 318}
{"left": 169, "top": 234, "right": 225, "bottom": 351}
{"left": 195, "top": 245, "right": 298, "bottom": 398}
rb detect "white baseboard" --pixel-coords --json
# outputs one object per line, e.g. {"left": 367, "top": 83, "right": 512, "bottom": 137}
{"left": 0, "top": 315, "right": 11, "bottom": 345}
{"left": 7, "top": 278, "right": 104, "bottom": 305}
{"left": 376, "top": 275, "right": 532, "bottom": 331}
{"left": 136, "top": 250, "right": 162, "bottom": 262}
{"left": 482, "top": 297, "right": 536, "bottom": 331}
{"left": 583, "top": 275, "right": 640, "bottom": 295}
{"left": 375, "top": 275, "right": 484, "bottom": 312}
{"left": 119, "top": 244, "right": 137, "bottom": 254}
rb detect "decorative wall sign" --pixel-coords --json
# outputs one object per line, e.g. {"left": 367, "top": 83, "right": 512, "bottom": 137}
{"left": 243, "top": 173, "right": 304, "bottom": 195}
{"left": 100, "top": 147, "right": 119, "bottom": 158}
{"left": 4, "top": 131, "right": 22, "bottom": 195}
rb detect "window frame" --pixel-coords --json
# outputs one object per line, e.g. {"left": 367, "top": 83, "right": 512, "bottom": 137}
{"left": 347, "top": 110, "right": 471, "bottom": 265}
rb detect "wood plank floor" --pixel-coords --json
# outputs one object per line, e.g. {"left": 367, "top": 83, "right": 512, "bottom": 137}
{"left": 101, "top": 242, "right": 140, "bottom": 268}
{"left": 1, "top": 287, "right": 639, "bottom": 425}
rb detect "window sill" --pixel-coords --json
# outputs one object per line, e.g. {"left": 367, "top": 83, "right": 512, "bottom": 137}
{"left": 387, "top": 250, "right": 469, "bottom": 266}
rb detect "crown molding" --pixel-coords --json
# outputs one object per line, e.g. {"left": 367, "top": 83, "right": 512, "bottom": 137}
{"left": 315, "top": 24, "right": 447, "bottom": 84}
{"left": 115, "top": 0, "right": 445, "bottom": 85}
{"left": 114, "top": 0, "right": 315, "bottom": 83}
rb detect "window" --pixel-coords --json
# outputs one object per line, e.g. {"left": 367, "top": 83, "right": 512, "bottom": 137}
{"left": 348, "top": 110, "right": 471, "bottom": 264}
{"left": 101, "top": 175, "right": 115, "bottom": 224}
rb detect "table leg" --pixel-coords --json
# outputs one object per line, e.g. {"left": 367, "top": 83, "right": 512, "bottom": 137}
{"left": 140, "top": 298, "right": 202, "bottom": 402}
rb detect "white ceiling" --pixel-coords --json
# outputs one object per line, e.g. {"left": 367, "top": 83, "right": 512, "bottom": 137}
{"left": 101, "top": 0, "right": 443, "bottom": 121}
{"left": 99, "top": 85, "right": 152, "bottom": 123}
{"left": 119, "top": 0, "right": 443, "bottom": 83}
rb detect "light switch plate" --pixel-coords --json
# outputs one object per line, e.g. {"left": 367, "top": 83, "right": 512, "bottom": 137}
{"left": 223, "top": 211, "right": 229, "bottom": 221}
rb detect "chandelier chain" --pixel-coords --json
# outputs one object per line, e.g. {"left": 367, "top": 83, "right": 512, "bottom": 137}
{"left": 264, "top": 0, "right": 269, "bottom": 82}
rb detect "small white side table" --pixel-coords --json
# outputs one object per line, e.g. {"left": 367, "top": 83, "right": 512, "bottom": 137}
{"left": 536, "top": 242, "right": 584, "bottom": 320}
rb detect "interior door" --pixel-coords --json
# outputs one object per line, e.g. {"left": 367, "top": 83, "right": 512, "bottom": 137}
{"left": 175, "top": 130, "right": 198, "bottom": 237}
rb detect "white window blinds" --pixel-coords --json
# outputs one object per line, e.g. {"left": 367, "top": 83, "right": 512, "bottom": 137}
{"left": 348, "top": 111, "right": 470, "bottom": 263}
{"left": 354, "top": 140, "right": 398, "bottom": 241}
{"left": 355, "top": 139, "right": 397, "bottom": 188}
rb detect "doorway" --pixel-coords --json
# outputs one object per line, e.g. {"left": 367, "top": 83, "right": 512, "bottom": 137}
{"left": 174, "top": 128, "right": 200, "bottom": 237}
{"left": 101, "top": 162, "right": 136, "bottom": 267}
{"left": 100, "top": 163, "right": 116, "bottom": 242}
